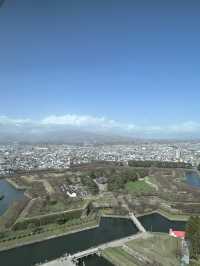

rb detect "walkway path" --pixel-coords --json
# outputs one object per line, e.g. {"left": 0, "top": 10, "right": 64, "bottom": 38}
{"left": 145, "top": 176, "right": 158, "bottom": 191}
{"left": 122, "top": 244, "right": 153, "bottom": 265}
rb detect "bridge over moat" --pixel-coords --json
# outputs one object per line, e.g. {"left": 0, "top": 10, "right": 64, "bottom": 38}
{"left": 38, "top": 232, "right": 150, "bottom": 266}
{"left": 71, "top": 232, "right": 150, "bottom": 261}
{"left": 129, "top": 212, "right": 146, "bottom": 233}
{"left": 70, "top": 212, "right": 146, "bottom": 261}
{"left": 38, "top": 213, "right": 147, "bottom": 265}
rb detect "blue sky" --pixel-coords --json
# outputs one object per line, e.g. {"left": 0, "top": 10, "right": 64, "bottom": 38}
{"left": 0, "top": 0, "right": 200, "bottom": 138}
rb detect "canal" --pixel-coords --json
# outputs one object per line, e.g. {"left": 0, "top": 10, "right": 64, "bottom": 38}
{"left": 0, "top": 179, "right": 25, "bottom": 216}
{"left": 0, "top": 217, "right": 137, "bottom": 266}
{"left": 0, "top": 214, "right": 186, "bottom": 266}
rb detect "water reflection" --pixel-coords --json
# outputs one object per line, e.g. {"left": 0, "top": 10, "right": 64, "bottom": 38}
{"left": 138, "top": 212, "right": 186, "bottom": 233}
{"left": 185, "top": 171, "right": 200, "bottom": 188}
{"left": 0, "top": 217, "right": 137, "bottom": 266}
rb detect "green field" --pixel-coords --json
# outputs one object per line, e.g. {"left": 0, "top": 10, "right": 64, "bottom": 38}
{"left": 45, "top": 198, "right": 89, "bottom": 214}
{"left": 125, "top": 180, "right": 154, "bottom": 194}
{"left": 127, "top": 234, "right": 180, "bottom": 266}
{"left": 190, "top": 259, "right": 200, "bottom": 266}
{"left": 103, "top": 247, "right": 138, "bottom": 266}
{"left": 103, "top": 234, "right": 181, "bottom": 266}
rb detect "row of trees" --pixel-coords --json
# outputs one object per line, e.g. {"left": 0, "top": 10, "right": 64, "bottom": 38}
{"left": 13, "top": 208, "right": 82, "bottom": 230}
{"left": 0, "top": 213, "right": 98, "bottom": 243}
{"left": 128, "top": 160, "right": 192, "bottom": 169}
{"left": 186, "top": 216, "right": 200, "bottom": 260}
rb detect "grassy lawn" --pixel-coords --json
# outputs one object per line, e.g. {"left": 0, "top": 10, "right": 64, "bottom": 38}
{"left": 190, "top": 259, "right": 200, "bottom": 266}
{"left": 46, "top": 199, "right": 89, "bottom": 213}
{"left": 0, "top": 215, "right": 98, "bottom": 251}
{"left": 156, "top": 209, "right": 189, "bottom": 221}
{"left": 103, "top": 247, "right": 138, "bottom": 266}
{"left": 127, "top": 233, "right": 180, "bottom": 266}
{"left": 103, "top": 234, "right": 180, "bottom": 266}
{"left": 45, "top": 201, "right": 66, "bottom": 212}
{"left": 125, "top": 180, "right": 154, "bottom": 194}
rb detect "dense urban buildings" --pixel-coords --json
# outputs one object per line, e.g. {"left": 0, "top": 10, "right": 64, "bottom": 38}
{"left": 0, "top": 141, "right": 200, "bottom": 176}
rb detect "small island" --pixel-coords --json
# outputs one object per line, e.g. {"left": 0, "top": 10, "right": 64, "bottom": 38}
{"left": 0, "top": 194, "right": 5, "bottom": 201}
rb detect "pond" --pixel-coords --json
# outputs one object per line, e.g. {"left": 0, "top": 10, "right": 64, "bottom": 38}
{"left": 0, "top": 179, "right": 25, "bottom": 216}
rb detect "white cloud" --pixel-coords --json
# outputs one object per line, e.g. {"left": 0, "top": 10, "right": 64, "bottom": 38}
{"left": 0, "top": 116, "right": 31, "bottom": 125}
{"left": 41, "top": 114, "right": 118, "bottom": 128}
{"left": 0, "top": 114, "right": 200, "bottom": 137}
{"left": 166, "top": 121, "right": 200, "bottom": 133}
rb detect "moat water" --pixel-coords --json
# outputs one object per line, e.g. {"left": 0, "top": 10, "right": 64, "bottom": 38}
{"left": 0, "top": 214, "right": 186, "bottom": 266}
{"left": 0, "top": 179, "right": 24, "bottom": 216}
{"left": 185, "top": 170, "right": 200, "bottom": 188}
{"left": 138, "top": 212, "right": 186, "bottom": 232}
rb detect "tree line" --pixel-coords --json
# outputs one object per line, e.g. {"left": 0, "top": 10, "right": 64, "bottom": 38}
{"left": 129, "top": 160, "right": 192, "bottom": 169}
{"left": 186, "top": 216, "right": 200, "bottom": 261}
